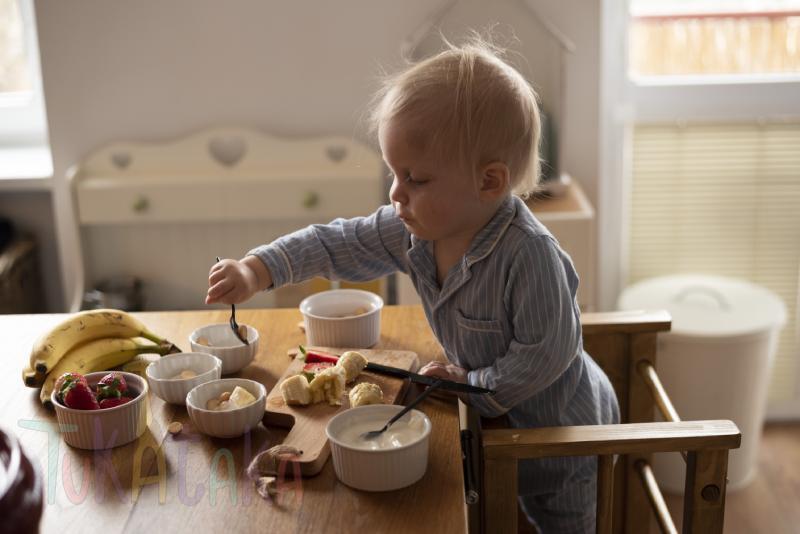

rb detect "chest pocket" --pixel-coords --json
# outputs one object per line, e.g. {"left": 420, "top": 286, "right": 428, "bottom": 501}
{"left": 451, "top": 309, "right": 507, "bottom": 369}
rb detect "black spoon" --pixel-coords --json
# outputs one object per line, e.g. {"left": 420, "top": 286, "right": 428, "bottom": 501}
{"left": 216, "top": 257, "right": 249, "bottom": 346}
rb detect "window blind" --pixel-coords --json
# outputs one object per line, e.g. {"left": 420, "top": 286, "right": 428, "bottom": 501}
{"left": 628, "top": 122, "right": 800, "bottom": 401}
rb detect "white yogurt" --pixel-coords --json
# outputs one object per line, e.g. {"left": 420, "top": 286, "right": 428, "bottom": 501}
{"left": 337, "top": 411, "right": 427, "bottom": 451}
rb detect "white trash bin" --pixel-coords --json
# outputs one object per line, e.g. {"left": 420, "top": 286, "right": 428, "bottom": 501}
{"left": 618, "top": 274, "right": 786, "bottom": 493}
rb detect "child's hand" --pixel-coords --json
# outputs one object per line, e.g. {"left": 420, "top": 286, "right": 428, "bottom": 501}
{"left": 206, "top": 258, "right": 264, "bottom": 305}
{"left": 418, "top": 361, "right": 468, "bottom": 384}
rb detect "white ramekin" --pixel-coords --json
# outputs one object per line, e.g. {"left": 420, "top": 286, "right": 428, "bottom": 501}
{"left": 186, "top": 378, "right": 266, "bottom": 438}
{"left": 51, "top": 371, "right": 149, "bottom": 450}
{"left": 188, "top": 323, "right": 259, "bottom": 374}
{"left": 300, "top": 289, "right": 383, "bottom": 348}
{"left": 145, "top": 352, "right": 222, "bottom": 405}
{"left": 325, "top": 404, "right": 431, "bottom": 491}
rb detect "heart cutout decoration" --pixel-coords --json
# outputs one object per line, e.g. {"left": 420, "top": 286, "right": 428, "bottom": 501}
{"left": 111, "top": 152, "right": 131, "bottom": 170}
{"left": 208, "top": 136, "right": 247, "bottom": 167}
{"left": 326, "top": 145, "right": 347, "bottom": 163}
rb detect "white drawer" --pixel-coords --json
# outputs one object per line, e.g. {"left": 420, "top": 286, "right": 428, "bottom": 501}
{"left": 76, "top": 176, "right": 384, "bottom": 224}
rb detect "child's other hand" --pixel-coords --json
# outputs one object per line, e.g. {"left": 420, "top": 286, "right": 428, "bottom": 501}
{"left": 418, "top": 361, "right": 468, "bottom": 384}
{"left": 206, "top": 258, "right": 260, "bottom": 305}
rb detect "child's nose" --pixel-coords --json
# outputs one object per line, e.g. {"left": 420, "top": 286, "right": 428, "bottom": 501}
{"left": 389, "top": 176, "right": 407, "bottom": 205}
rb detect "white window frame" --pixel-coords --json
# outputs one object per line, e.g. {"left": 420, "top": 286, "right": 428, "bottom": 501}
{"left": 600, "top": 0, "right": 800, "bottom": 419}
{"left": 0, "top": 0, "right": 48, "bottom": 147}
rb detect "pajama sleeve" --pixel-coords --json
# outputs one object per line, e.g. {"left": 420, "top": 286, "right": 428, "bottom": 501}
{"left": 247, "top": 204, "right": 410, "bottom": 289}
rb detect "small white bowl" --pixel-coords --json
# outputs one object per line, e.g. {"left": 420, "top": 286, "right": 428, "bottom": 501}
{"left": 300, "top": 289, "right": 383, "bottom": 348}
{"left": 186, "top": 378, "right": 266, "bottom": 438}
{"left": 188, "top": 323, "right": 259, "bottom": 374}
{"left": 326, "top": 404, "right": 431, "bottom": 491}
{"left": 145, "top": 352, "right": 222, "bottom": 405}
{"left": 51, "top": 371, "right": 148, "bottom": 450}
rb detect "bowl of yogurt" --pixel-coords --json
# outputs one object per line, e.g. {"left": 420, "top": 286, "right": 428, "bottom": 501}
{"left": 325, "top": 404, "right": 431, "bottom": 491}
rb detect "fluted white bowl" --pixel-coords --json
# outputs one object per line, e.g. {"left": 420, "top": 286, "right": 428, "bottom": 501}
{"left": 146, "top": 352, "right": 222, "bottom": 405}
{"left": 52, "top": 371, "right": 148, "bottom": 450}
{"left": 300, "top": 289, "right": 383, "bottom": 348}
{"left": 326, "top": 404, "right": 431, "bottom": 491}
{"left": 188, "top": 323, "right": 259, "bottom": 374}
{"left": 186, "top": 378, "right": 266, "bottom": 438}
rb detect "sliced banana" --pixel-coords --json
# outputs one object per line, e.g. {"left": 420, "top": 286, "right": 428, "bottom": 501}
{"left": 348, "top": 382, "right": 383, "bottom": 407}
{"left": 336, "top": 351, "right": 368, "bottom": 383}
{"left": 279, "top": 374, "right": 312, "bottom": 406}
{"left": 308, "top": 367, "right": 346, "bottom": 405}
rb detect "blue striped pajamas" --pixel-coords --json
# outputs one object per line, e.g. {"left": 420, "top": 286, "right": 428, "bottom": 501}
{"left": 250, "top": 196, "right": 619, "bottom": 533}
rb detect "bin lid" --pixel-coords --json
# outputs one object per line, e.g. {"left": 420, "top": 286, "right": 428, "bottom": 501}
{"left": 618, "top": 274, "right": 787, "bottom": 338}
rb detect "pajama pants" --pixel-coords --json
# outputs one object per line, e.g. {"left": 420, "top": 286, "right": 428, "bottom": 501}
{"left": 513, "top": 355, "right": 620, "bottom": 534}
{"left": 518, "top": 455, "right": 599, "bottom": 534}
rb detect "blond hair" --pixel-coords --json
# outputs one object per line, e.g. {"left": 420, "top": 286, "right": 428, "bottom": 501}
{"left": 369, "top": 36, "right": 541, "bottom": 199}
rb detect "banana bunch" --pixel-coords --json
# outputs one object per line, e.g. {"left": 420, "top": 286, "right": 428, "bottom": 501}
{"left": 21, "top": 308, "right": 179, "bottom": 409}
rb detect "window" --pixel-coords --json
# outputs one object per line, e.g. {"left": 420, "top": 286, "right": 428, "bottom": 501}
{"left": 629, "top": 0, "right": 800, "bottom": 79}
{"left": 0, "top": 0, "right": 48, "bottom": 147}
{"left": 604, "top": 1, "right": 800, "bottom": 412}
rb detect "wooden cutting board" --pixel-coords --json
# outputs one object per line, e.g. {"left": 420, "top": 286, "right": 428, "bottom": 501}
{"left": 262, "top": 347, "right": 419, "bottom": 476}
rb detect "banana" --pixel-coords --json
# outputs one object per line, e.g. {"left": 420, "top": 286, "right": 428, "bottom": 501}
{"left": 22, "top": 366, "right": 46, "bottom": 388}
{"left": 40, "top": 337, "right": 174, "bottom": 408}
{"left": 279, "top": 374, "right": 312, "bottom": 406}
{"left": 30, "top": 309, "right": 171, "bottom": 374}
{"left": 121, "top": 353, "right": 162, "bottom": 377}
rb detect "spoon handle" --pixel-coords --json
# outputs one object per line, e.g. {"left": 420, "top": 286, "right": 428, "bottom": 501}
{"left": 383, "top": 378, "right": 443, "bottom": 430}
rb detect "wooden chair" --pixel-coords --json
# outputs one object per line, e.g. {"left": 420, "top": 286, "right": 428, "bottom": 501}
{"left": 459, "top": 310, "right": 741, "bottom": 534}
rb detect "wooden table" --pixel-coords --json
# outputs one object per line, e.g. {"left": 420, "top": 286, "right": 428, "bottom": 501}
{"left": 2, "top": 306, "right": 467, "bottom": 534}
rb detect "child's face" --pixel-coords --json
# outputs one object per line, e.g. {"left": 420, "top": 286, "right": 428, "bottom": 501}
{"left": 380, "top": 119, "right": 486, "bottom": 244}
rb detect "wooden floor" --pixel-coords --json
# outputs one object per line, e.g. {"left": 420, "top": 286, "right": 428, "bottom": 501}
{"left": 663, "top": 423, "right": 800, "bottom": 534}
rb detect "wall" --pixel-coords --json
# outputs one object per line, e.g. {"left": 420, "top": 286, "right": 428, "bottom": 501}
{"left": 28, "top": 0, "right": 600, "bottom": 311}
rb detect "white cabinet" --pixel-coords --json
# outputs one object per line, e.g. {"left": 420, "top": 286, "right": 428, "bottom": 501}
{"left": 71, "top": 128, "right": 385, "bottom": 311}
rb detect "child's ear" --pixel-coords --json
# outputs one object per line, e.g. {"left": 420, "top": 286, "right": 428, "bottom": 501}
{"left": 478, "top": 161, "right": 510, "bottom": 200}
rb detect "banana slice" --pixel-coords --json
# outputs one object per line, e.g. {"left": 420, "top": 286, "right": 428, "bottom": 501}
{"left": 308, "top": 367, "right": 346, "bottom": 405}
{"left": 336, "top": 351, "right": 368, "bottom": 383}
{"left": 348, "top": 382, "right": 383, "bottom": 407}
{"left": 279, "top": 374, "right": 312, "bottom": 406}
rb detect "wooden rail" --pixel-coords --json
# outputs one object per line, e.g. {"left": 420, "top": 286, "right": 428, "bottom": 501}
{"left": 638, "top": 360, "right": 688, "bottom": 463}
{"left": 638, "top": 361, "right": 681, "bottom": 423}
{"left": 636, "top": 459, "right": 679, "bottom": 534}
{"left": 596, "top": 455, "right": 615, "bottom": 534}
{"left": 482, "top": 420, "right": 740, "bottom": 459}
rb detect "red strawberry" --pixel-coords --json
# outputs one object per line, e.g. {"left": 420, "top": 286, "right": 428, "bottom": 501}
{"left": 99, "top": 396, "right": 132, "bottom": 409}
{"left": 54, "top": 372, "right": 88, "bottom": 403}
{"left": 302, "top": 361, "right": 334, "bottom": 382}
{"left": 97, "top": 372, "right": 127, "bottom": 400}
{"left": 63, "top": 382, "right": 100, "bottom": 410}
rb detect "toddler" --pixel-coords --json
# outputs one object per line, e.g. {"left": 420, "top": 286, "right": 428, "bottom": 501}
{"left": 206, "top": 38, "right": 619, "bottom": 533}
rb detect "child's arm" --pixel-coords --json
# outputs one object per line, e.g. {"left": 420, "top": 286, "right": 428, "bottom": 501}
{"left": 207, "top": 205, "right": 408, "bottom": 304}
{"left": 462, "top": 236, "right": 583, "bottom": 418}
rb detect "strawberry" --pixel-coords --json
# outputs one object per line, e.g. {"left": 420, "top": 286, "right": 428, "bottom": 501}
{"left": 54, "top": 372, "right": 88, "bottom": 404}
{"left": 97, "top": 372, "right": 127, "bottom": 400}
{"left": 98, "top": 396, "right": 132, "bottom": 409}
{"left": 302, "top": 361, "right": 334, "bottom": 382}
{"left": 63, "top": 382, "right": 100, "bottom": 410}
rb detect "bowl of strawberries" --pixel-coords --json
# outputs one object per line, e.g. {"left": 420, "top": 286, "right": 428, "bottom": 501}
{"left": 50, "top": 371, "right": 149, "bottom": 450}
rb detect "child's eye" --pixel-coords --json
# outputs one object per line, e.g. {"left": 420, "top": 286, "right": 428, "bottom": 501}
{"left": 387, "top": 172, "right": 427, "bottom": 185}
{"left": 404, "top": 174, "right": 427, "bottom": 185}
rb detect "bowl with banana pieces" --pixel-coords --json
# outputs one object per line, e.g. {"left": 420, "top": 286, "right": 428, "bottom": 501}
{"left": 186, "top": 378, "right": 266, "bottom": 438}
{"left": 146, "top": 352, "right": 222, "bottom": 405}
{"left": 188, "top": 324, "right": 259, "bottom": 374}
{"left": 299, "top": 289, "right": 383, "bottom": 348}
